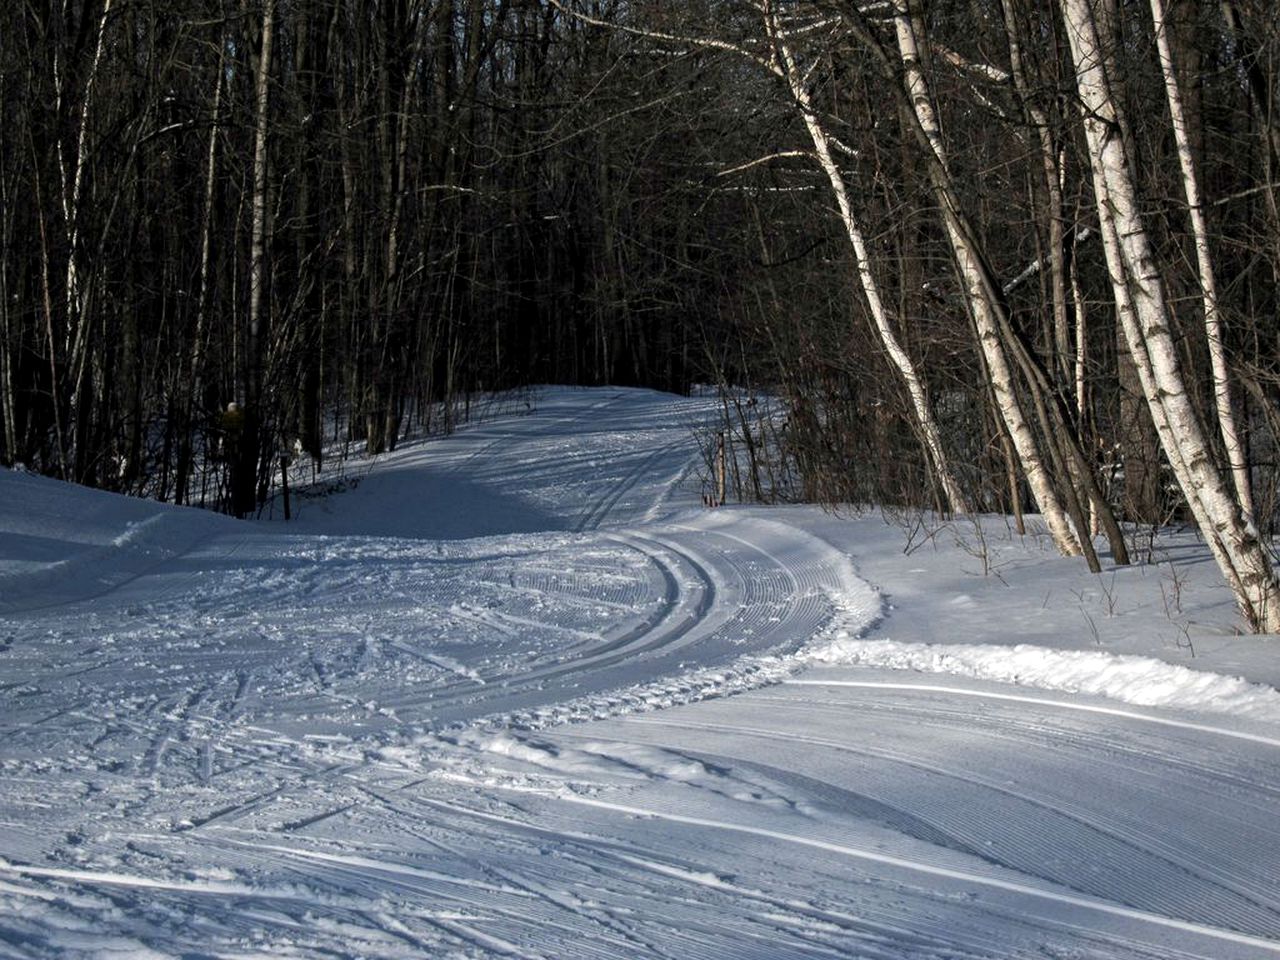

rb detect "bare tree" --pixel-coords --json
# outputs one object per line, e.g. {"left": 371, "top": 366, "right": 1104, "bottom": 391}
{"left": 234, "top": 0, "right": 277, "bottom": 518}
{"left": 1061, "top": 0, "right": 1279, "bottom": 630}
{"left": 1150, "top": 0, "right": 1253, "bottom": 523}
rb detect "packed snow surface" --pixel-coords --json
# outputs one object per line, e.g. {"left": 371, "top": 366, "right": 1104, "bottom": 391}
{"left": 2, "top": 386, "right": 1280, "bottom": 958}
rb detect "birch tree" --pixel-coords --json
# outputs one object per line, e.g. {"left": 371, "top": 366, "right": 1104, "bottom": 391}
{"left": 61, "top": 0, "right": 114, "bottom": 481}
{"left": 832, "top": 0, "right": 1130, "bottom": 566}
{"left": 550, "top": 0, "right": 969, "bottom": 514}
{"left": 884, "top": 0, "right": 1082, "bottom": 557}
{"left": 763, "top": 7, "right": 968, "bottom": 515}
{"left": 235, "top": 0, "right": 277, "bottom": 518}
{"left": 1060, "top": 0, "right": 1280, "bottom": 631}
{"left": 1150, "top": 0, "right": 1253, "bottom": 523}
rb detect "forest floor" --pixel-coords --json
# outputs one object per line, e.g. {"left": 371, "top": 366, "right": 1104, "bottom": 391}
{"left": 2, "top": 386, "right": 1280, "bottom": 959}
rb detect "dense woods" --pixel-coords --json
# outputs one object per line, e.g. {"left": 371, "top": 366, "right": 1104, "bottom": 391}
{"left": 4, "top": 0, "right": 1280, "bottom": 628}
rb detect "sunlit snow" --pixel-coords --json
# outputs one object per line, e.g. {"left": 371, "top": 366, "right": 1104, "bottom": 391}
{"left": 2, "top": 387, "right": 1279, "bottom": 959}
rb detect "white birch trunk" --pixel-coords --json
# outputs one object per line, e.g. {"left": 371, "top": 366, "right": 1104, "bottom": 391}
{"left": 1150, "top": 0, "right": 1254, "bottom": 523}
{"left": 63, "top": 0, "right": 114, "bottom": 375}
{"left": 249, "top": 0, "right": 276, "bottom": 360}
{"left": 192, "top": 50, "right": 226, "bottom": 411}
{"left": 0, "top": 138, "right": 16, "bottom": 460}
{"left": 1070, "top": 253, "right": 1097, "bottom": 534}
{"left": 233, "top": 0, "right": 276, "bottom": 517}
{"left": 769, "top": 20, "right": 969, "bottom": 515}
{"left": 60, "top": 0, "right": 114, "bottom": 475}
{"left": 892, "top": 0, "right": 1080, "bottom": 554}
{"left": 1061, "top": 0, "right": 1279, "bottom": 631}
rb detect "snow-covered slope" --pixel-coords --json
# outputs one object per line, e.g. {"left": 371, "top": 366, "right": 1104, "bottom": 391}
{"left": 0, "top": 467, "right": 235, "bottom": 615}
{"left": 2, "top": 386, "right": 1279, "bottom": 958}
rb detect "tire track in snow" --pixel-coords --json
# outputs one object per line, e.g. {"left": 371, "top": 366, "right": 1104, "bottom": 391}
{"left": 471, "top": 528, "right": 808, "bottom": 728}
{"left": 399, "top": 534, "right": 719, "bottom": 724}
{"left": 453, "top": 517, "right": 876, "bottom": 731}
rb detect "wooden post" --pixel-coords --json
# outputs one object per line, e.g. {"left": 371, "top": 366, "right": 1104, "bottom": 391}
{"left": 280, "top": 455, "right": 291, "bottom": 521}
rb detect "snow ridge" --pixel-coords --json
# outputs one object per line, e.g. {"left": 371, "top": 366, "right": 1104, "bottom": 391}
{"left": 802, "top": 636, "right": 1280, "bottom": 723}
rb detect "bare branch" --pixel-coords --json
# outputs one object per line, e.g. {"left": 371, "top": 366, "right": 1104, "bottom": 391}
{"left": 934, "top": 43, "right": 1011, "bottom": 84}
{"left": 717, "top": 151, "right": 813, "bottom": 177}
{"left": 546, "top": 0, "right": 781, "bottom": 75}
{"left": 1003, "top": 228, "right": 1094, "bottom": 295}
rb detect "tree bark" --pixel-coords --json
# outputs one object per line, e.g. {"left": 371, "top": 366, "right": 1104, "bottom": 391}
{"left": 176, "top": 36, "right": 226, "bottom": 506}
{"left": 1151, "top": 0, "right": 1254, "bottom": 523}
{"left": 889, "top": 0, "right": 1080, "bottom": 553}
{"left": 237, "top": 0, "right": 276, "bottom": 518}
{"left": 766, "top": 10, "right": 969, "bottom": 516}
{"left": 1061, "top": 0, "right": 1280, "bottom": 631}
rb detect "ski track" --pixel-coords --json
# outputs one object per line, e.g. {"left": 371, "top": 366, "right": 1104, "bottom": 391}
{"left": 2, "top": 386, "right": 1280, "bottom": 958}
{"left": 602, "top": 709, "right": 1280, "bottom": 936}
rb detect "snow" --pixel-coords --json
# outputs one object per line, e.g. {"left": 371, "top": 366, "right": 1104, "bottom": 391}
{"left": 2, "top": 385, "right": 1279, "bottom": 958}
{"left": 802, "top": 637, "right": 1280, "bottom": 722}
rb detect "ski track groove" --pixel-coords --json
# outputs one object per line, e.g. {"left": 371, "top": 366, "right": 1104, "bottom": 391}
{"left": 209, "top": 813, "right": 671, "bottom": 959}
{"left": 548, "top": 793, "right": 1280, "bottom": 955}
{"left": 354, "top": 787, "right": 1239, "bottom": 959}
{"left": 137, "top": 684, "right": 213, "bottom": 778}
{"left": 344, "top": 798, "right": 665, "bottom": 957}
{"left": 573, "top": 438, "right": 686, "bottom": 534}
{"left": 333, "top": 790, "right": 907, "bottom": 960}
{"left": 610, "top": 715, "right": 1280, "bottom": 937}
{"left": 764, "top": 687, "right": 1280, "bottom": 806}
{"left": 385, "top": 532, "right": 728, "bottom": 722}
{"left": 786, "top": 679, "right": 1280, "bottom": 751}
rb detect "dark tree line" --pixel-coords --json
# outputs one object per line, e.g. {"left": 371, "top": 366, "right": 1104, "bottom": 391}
{"left": 6, "top": 0, "right": 1280, "bottom": 626}
{"left": 0, "top": 0, "right": 755, "bottom": 513}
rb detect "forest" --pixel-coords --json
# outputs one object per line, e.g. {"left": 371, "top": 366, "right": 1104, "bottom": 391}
{"left": 3, "top": 0, "right": 1280, "bottom": 629}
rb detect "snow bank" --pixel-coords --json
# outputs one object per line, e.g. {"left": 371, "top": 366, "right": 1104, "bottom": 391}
{"left": 801, "top": 637, "right": 1280, "bottom": 723}
{"left": 0, "top": 467, "right": 233, "bottom": 613}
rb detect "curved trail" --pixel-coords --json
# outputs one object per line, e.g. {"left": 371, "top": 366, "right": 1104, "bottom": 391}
{"left": 1, "top": 387, "right": 1279, "bottom": 958}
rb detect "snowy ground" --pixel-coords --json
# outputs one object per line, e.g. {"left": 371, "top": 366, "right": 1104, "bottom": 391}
{"left": 2, "top": 386, "right": 1280, "bottom": 958}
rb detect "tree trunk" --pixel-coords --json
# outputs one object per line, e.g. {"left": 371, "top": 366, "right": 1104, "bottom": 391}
{"left": 0, "top": 138, "right": 17, "bottom": 464}
{"left": 767, "top": 13, "right": 969, "bottom": 516}
{"left": 890, "top": 0, "right": 1079, "bottom": 552}
{"left": 1061, "top": 0, "right": 1280, "bottom": 631}
{"left": 237, "top": 0, "right": 276, "bottom": 518}
{"left": 176, "top": 38, "right": 225, "bottom": 506}
{"left": 1151, "top": 0, "right": 1254, "bottom": 523}
{"left": 62, "top": 0, "right": 114, "bottom": 481}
